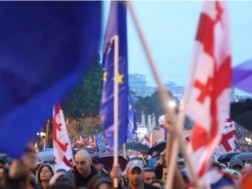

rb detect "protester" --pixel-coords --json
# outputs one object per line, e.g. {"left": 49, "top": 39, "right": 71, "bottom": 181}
{"left": 229, "top": 159, "right": 244, "bottom": 173}
{"left": 49, "top": 172, "right": 75, "bottom": 189}
{"left": 154, "top": 152, "right": 165, "bottom": 180}
{"left": 70, "top": 149, "right": 97, "bottom": 188}
{"left": 151, "top": 180, "right": 163, "bottom": 189}
{"left": 143, "top": 168, "right": 156, "bottom": 185}
{"left": 2, "top": 143, "right": 39, "bottom": 189}
{"left": 47, "top": 183, "right": 75, "bottom": 189}
{"left": 0, "top": 158, "right": 7, "bottom": 169}
{"left": 0, "top": 166, "right": 8, "bottom": 187}
{"left": 37, "top": 164, "right": 54, "bottom": 189}
{"left": 87, "top": 174, "right": 112, "bottom": 189}
{"left": 209, "top": 163, "right": 238, "bottom": 189}
{"left": 92, "top": 156, "right": 108, "bottom": 174}
{"left": 125, "top": 160, "right": 158, "bottom": 189}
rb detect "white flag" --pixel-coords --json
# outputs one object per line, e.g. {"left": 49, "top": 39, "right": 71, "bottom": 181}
{"left": 53, "top": 104, "right": 73, "bottom": 171}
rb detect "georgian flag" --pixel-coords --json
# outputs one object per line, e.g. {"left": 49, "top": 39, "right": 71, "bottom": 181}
{"left": 184, "top": 0, "right": 231, "bottom": 184}
{"left": 218, "top": 118, "right": 235, "bottom": 153}
{"left": 53, "top": 104, "right": 73, "bottom": 171}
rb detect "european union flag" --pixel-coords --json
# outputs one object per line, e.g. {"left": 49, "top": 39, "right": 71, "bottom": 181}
{"left": 128, "top": 94, "right": 137, "bottom": 138}
{"left": 95, "top": 133, "right": 106, "bottom": 153}
{"left": 100, "top": 1, "right": 129, "bottom": 150}
{"left": 0, "top": 2, "right": 101, "bottom": 157}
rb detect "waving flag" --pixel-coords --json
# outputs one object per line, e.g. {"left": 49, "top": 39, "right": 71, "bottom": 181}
{"left": 0, "top": 2, "right": 101, "bottom": 157}
{"left": 95, "top": 133, "right": 106, "bottom": 153}
{"left": 185, "top": 0, "right": 231, "bottom": 181}
{"left": 53, "top": 104, "right": 73, "bottom": 172}
{"left": 100, "top": 1, "right": 129, "bottom": 150}
{"left": 218, "top": 118, "right": 235, "bottom": 153}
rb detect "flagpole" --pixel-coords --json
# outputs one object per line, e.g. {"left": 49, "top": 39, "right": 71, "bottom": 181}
{"left": 45, "top": 119, "right": 50, "bottom": 148}
{"left": 113, "top": 35, "right": 119, "bottom": 188}
{"left": 123, "top": 143, "right": 127, "bottom": 159}
{"left": 126, "top": 2, "right": 200, "bottom": 189}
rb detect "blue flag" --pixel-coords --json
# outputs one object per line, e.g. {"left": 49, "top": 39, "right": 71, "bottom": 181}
{"left": 95, "top": 133, "right": 106, "bottom": 153}
{"left": 0, "top": 2, "right": 101, "bottom": 157}
{"left": 128, "top": 94, "right": 137, "bottom": 138}
{"left": 100, "top": 1, "right": 129, "bottom": 150}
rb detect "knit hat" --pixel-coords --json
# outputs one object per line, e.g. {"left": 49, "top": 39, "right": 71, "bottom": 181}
{"left": 229, "top": 159, "right": 243, "bottom": 169}
{"left": 125, "top": 160, "right": 144, "bottom": 173}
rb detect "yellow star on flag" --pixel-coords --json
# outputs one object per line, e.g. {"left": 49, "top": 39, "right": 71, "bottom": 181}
{"left": 103, "top": 71, "right": 107, "bottom": 82}
{"left": 114, "top": 74, "right": 124, "bottom": 84}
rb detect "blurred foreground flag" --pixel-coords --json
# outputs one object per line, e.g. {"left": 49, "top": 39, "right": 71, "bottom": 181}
{"left": 100, "top": 1, "right": 129, "bottom": 150}
{"left": 185, "top": 0, "right": 231, "bottom": 183}
{"left": 232, "top": 58, "right": 252, "bottom": 94}
{"left": 0, "top": 2, "right": 101, "bottom": 157}
{"left": 53, "top": 104, "right": 73, "bottom": 172}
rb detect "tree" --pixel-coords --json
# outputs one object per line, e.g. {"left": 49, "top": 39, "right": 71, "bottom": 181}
{"left": 62, "top": 56, "right": 103, "bottom": 120}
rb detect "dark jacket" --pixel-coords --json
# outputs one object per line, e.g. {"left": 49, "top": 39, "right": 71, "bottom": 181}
{"left": 70, "top": 165, "right": 97, "bottom": 188}
{"left": 127, "top": 183, "right": 159, "bottom": 189}
{"left": 144, "top": 183, "right": 160, "bottom": 189}
{"left": 154, "top": 163, "right": 163, "bottom": 180}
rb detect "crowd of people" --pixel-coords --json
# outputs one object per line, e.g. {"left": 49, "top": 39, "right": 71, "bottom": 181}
{"left": 71, "top": 135, "right": 110, "bottom": 154}
{"left": 235, "top": 140, "right": 252, "bottom": 152}
{"left": 1, "top": 124, "right": 252, "bottom": 189}
{"left": 1, "top": 141, "right": 252, "bottom": 189}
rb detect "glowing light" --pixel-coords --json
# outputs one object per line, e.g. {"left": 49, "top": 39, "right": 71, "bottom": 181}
{"left": 168, "top": 100, "right": 177, "bottom": 108}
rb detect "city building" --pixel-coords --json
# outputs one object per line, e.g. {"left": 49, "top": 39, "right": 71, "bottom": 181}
{"left": 129, "top": 73, "right": 156, "bottom": 97}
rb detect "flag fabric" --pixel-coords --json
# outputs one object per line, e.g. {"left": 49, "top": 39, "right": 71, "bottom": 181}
{"left": 185, "top": 0, "right": 231, "bottom": 183}
{"left": 232, "top": 58, "right": 252, "bottom": 94}
{"left": 95, "top": 133, "right": 106, "bottom": 153}
{"left": 142, "top": 134, "right": 151, "bottom": 147}
{"left": 100, "top": 1, "right": 129, "bottom": 150}
{"left": 128, "top": 94, "right": 137, "bottom": 138}
{"left": 158, "top": 115, "right": 168, "bottom": 140}
{"left": 218, "top": 118, "right": 236, "bottom": 153}
{"left": 0, "top": 2, "right": 101, "bottom": 157}
{"left": 53, "top": 104, "right": 73, "bottom": 172}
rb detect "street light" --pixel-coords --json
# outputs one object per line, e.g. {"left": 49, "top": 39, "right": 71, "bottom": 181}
{"left": 37, "top": 132, "right": 46, "bottom": 150}
{"left": 245, "top": 137, "right": 252, "bottom": 145}
{"left": 168, "top": 100, "right": 177, "bottom": 109}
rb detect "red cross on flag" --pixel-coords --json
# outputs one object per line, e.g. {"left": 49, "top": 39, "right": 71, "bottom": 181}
{"left": 53, "top": 104, "right": 73, "bottom": 171}
{"left": 218, "top": 118, "right": 236, "bottom": 153}
{"left": 184, "top": 0, "right": 231, "bottom": 182}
